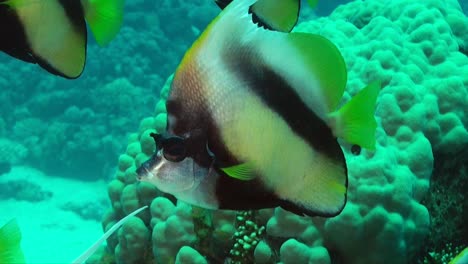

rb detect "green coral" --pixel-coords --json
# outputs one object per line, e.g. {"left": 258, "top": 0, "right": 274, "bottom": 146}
{"left": 229, "top": 211, "right": 266, "bottom": 264}
{"left": 419, "top": 147, "right": 468, "bottom": 261}
{"left": 115, "top": 216, "right": 151, "bottom": 264}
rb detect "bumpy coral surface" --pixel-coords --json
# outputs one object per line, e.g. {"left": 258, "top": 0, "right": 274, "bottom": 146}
{"left": 100, "top": 0, "right": 468, "bottom": 263}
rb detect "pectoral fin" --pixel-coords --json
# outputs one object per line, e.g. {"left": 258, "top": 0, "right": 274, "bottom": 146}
{"left": 221, "top": 162, "right": 257, "bottom": 181}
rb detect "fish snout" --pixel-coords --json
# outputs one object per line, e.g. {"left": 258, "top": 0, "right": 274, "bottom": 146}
{"left": 136, "top": 154, "right": 159, "bottom": 181}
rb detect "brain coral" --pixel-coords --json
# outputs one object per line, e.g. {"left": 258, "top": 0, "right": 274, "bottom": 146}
{"left": 98, "top": 0, "right": 468, "bottom": 263}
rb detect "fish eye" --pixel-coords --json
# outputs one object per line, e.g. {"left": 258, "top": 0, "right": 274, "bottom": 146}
{"left": 162, "top": 137, "right": 187, "bottom": 162}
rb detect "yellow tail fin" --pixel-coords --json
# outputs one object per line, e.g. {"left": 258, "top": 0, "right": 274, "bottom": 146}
{"left": 82, "top": 0, "right": 125, "bottom": 46}
{"left": 329, "top": 81, "right": 381, "bottom": 150}
{"left": 0, "top": 219, "right": 26, "bottom": 264}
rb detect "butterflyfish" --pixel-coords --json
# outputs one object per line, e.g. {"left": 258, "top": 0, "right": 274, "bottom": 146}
{"left": 137, "top": 0, "right": 380, "bottom": 217}
{"left": 0, "top": 0, "right": 124, "bottom": 78}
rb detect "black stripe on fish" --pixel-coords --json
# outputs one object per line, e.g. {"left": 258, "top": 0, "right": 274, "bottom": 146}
{"left": 226, "top": 49, "right": 345, "bottom": 164}
{"left": 167, "top": 72, "right": 240, "bottom": 168}
{"left": 215, "top": 56, "right": 347, "bottom": 216}
{"left": 214, "top": 167, "right": 282, "bottom": 211}
{"left": 0, "top": 0, "right": 86, "bottom": 78}
{"left": 166, "top": 75, "right": 274, "bottom": 211}
{"left": 223, "top": 49, "right": 348, "bottom": 216}
{"left": 58, "top": 0, "right": 86, "bottom": 33}
{"left": 214, "top": 163, "right": 340, "bottom": 216}
{"left": 36, "top": 0, "right": 87, "bottom": 77}
{"left": 0, "top": 5, "right": 34, "bottom": 62}
{"left": 214, "top": 0, "right": 231, "bottom": 9}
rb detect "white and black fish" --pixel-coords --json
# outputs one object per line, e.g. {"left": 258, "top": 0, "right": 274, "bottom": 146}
{"left": 137, "top": 0, "right": 380, "bottom": 217}
{"left": 0, "top": 0, "right": 124, "bottom": 78}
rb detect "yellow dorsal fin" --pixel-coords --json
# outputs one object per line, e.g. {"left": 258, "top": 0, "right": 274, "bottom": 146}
{"left": 287, "top": 32, "right": 348, "bottom": 111}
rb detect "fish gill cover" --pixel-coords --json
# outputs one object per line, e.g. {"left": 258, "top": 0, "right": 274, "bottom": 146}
{"left": 93, "top": 0, "right": 468, "bottom": 264}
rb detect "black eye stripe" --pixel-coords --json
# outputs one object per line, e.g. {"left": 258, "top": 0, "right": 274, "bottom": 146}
{"left": 150, "top": 133, "right": 188, "bottom": 162}
{"left": 150, "top": 133, "right": 164, "bottom": 149}
{"left": 162, "top": 136, "right": 187, "bottom": 162}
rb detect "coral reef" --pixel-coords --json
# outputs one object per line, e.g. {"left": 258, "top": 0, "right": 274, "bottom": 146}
{"left": 0, "top": 138, "right": 28, "bottom": 165}
{"left": 60, "top": 198, "right": 108, "bottom": 221}
{"left": 98, "top": 0, "right": 468, "bottom": 263}
{"left": 0, "top": 180, "right": 52, "bottom": 202}
{"left": 0, "top": 161, "right": 11, "bottom": 175}
{"left": 421, "top": 147, "right": 468, "bottom": 256}
{"left": 228, "top": 211, "right": 265, "bottom": 263}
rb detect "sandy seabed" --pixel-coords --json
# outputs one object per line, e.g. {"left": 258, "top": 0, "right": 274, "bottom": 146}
{"left": 0, "top": 166, "right": 109, "bottom": 264}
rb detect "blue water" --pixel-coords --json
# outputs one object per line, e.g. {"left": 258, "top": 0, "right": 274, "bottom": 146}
{"left": 0, "top": 0, "right": 467, "bottom": 263}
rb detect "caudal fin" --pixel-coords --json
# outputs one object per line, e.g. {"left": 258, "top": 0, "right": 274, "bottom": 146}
{"left": 0, "top": 219, "right": 26, "bottom": 264}
{"left": 82, "top": 0, "right": 125, "bottom": 46}
{"left": 329, "top": 81, "right": 381, "bottom": 150}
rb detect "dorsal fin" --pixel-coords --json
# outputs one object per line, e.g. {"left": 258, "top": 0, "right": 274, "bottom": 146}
{"left": 215, "top": 0, "right": 305, "bottom": 32}
{"left": 287, "top": 32, "right": 347, "bottom": 111}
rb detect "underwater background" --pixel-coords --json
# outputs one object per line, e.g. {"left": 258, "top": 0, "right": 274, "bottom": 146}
{"left": 0, "top": 0, "right": 467, "bottom": 263}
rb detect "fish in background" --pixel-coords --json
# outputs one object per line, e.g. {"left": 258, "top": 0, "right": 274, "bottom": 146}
{"left": 137, "top": 0, "right": 380, "bottom": 217}
{"left": 0, "top": 0, "right": 124, "bottom": 79}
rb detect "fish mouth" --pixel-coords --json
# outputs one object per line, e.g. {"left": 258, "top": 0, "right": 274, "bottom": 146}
{"left": 136, "top": 153, "right": 160, "bottom": 181}
{"left": 136, "top": 166, "right": 151, "bottom": 181}
{"left": 136, "top": 152, "right": 201, "bottom": 193}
